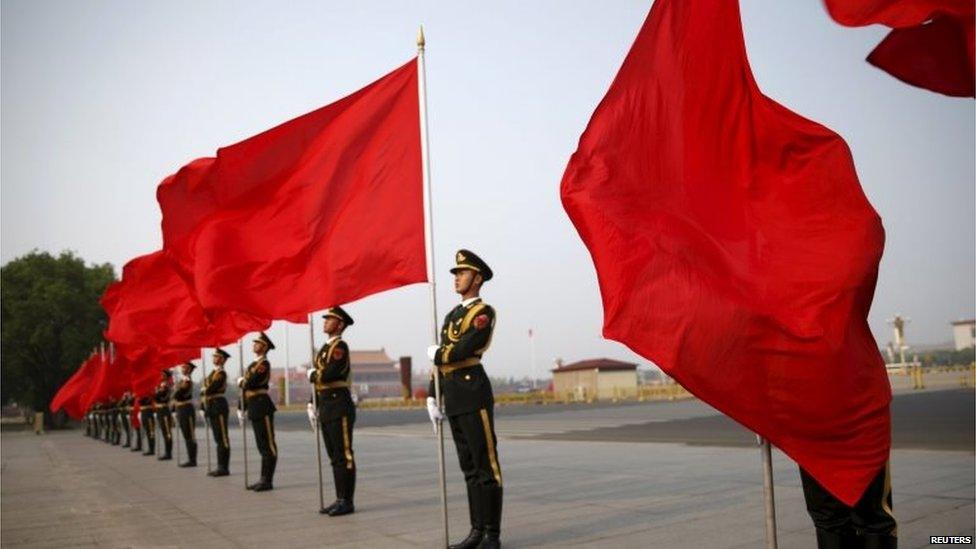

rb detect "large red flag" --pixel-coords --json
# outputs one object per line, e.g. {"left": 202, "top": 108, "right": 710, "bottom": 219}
{"left": 102, "top": 251, "right": 270, "bottom": 348}
{"left": 158, "top": 58, "right": 426, "bottom": 320}
{"left": 116, "top": 343, "right": 198, "bottom": 397}
{"left": 825, "top": 0, "right": 975, "bottom": 97}
{"left": 50, "top": 353, "right": 99, "bottom": 418}
{"left": 561, "top": 0, "right": 890, "bottom": 506}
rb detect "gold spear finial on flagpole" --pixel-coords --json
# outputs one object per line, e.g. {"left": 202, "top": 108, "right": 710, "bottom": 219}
{"left": 417, "top": 25, "right": 425, "bottom": 50}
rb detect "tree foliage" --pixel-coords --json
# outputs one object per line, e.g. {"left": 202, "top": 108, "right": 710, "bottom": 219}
{"left": 1, "top": 251, "right": 116, "bottom": 412}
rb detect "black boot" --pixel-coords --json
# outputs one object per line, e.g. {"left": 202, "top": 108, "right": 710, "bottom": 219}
{"left": 159, "top": 439, "right": 172, "bottom": 461}
{"left": 450, "top": 484, "right": 484, "bottom": 549}
{"left": 180, "top": 441, "right": 198, "bottom": 467}
{"left": 142, "top": 437, "right": 155, "bottom": 456}
{"left": 861, "top": 533, "right": 897, "bottom": 549}
{"left": 321, "top": 467, "right": 344, "bottom": 514}
{"left": 252, "top": 457, "right": 274, "bottom": 491}
{"left": 815, "top": 528, "right": 855, "bottom": 549}
{"left": 131, "top": 431, "right": 142, "bottom": 452}
{"left": 328, "top": 469, "right": 356, "bottom": 516}
{"left": 476, "top": 486, "right": 502, "bottom": 549}
{"left": 211, "top": 446, "right": 229, "bottom": 476}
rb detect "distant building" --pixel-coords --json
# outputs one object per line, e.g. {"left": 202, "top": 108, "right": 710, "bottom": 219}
{"left": 350, "top": 349, "right": 403, "bottom": 399}
{"left": 951, "top": 319, "right": 976, "bottom": 351}
{"left": 273, "top": 348, "right": 408, "bottom": 403}
{"left": 551, "top": 358, "right": 637, "bottom": 401}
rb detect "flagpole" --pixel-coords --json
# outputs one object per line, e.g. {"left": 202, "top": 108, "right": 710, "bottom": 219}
{"left": 175, "top": 366, "right": 181, "bottom": 465}
{"left": 202, "top": 349, "right": 212, "bottom": 473}
{"left": 417, "top": 25, "right": 450, "bottom": 548}
{"left": 285, "top": 325, "right": 291, "bottom": 406}
{"left": 238, "top": 339, "right": 249, "bottom": 488}
{"left": 759, "top": 436, "right": 778, "bottom": 549}
{"left": 309, "top": 313, "right": 326, "bottom": 513}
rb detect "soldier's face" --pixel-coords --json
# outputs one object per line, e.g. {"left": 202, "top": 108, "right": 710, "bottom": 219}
{"left": 454, "top": 269, "right": 475, "bottom": 293}
{"left": 212, "top": 354, "right": 225, "bottom": 366}
{"left": 323, "top": 316, "right": 342, "bottom": 335}
{"left": 253, "top": 341, "right": 266, "bottom": 354}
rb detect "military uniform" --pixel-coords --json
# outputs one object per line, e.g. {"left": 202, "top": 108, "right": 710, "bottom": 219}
{"left": 138, "top": 395, "right": 156, "bottom": 455}
{"left": 84, "top": 406, "right": 93, "bottom": 437}
{"left": 241, "top": 332, "right": 278, "bottom": 491}
{"left": 120, "top": 393, "right": 133, "bottom": 448}
{"left": 108, "top": 398, "right": 122, "bottom": 445}
{"left": 154, "top": 374, "right": 174, "bottom": 460}
{"left": 203, "top": 349, "right": 231, "bottom": 476}
{"left": 309, "top": 306, "right": 357, "bottom": 516}
{"left": 801, "top": 464, "right": 897, "bottom": 548}
{"left": 174, "top": 363, "right": 198, "bottom": 467}
{"left": 129, "top": 397, "right": 143, "bottom": 452}
{"left": 429, "top": 250, "right": 503, "bottom": 549}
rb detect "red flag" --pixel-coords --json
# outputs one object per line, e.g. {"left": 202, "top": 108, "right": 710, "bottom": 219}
{"left": 561, "top": 0, "right": 890, "bottom": 506}
{"left": 825, "top": 0, "right": 975, "bottom": 97}
{"left": 114, "top": 342, "right": 198, "bottom": 397}
{"left": 50, "top": 353, "right": 99, "bottom": 418}
{"left": 102, "top": 251, "right": 270, "bottom": 348}
{"left": 157, "top": 58, "right": 426, "bottom": 320}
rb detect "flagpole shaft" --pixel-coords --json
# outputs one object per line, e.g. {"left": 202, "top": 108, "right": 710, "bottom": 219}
{"left": 418, "top": 27, "right": 450, "bottom": 548}
{"left": 175, "top": 367, "right": 181, "bottom": 465}
{"left": 759, "top": 437, "right": 778, "bottom": 549}
{"left": 310, "top": 314, "right": 326, "bottom": 511}
{"left": 238, "top": 339, "right": 249, "bottom": 488}
{"left": 202, "top": 349, "right": 212, "bottom": 472}
{"left": 285, "top": 326, "right": 291, "bottom": 406}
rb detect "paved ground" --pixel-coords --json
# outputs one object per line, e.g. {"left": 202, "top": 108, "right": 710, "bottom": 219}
{"left": 2, "top": 387, "right": 973, "bottom": 548}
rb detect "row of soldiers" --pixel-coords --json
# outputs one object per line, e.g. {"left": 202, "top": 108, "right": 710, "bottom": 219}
{"left": 82, "top": 250, "right": 504, "bottom": 548}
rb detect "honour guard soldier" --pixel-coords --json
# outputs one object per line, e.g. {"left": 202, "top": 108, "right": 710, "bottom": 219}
{"left": 85, "top": 404, "right": 95, "bottom": 438}
{"left": 204, "top": 348, "right": 231, "bottom": 476}
{"left": 238, "top": 332, "right": 278, "bottom": 491}
{"left": 155, "top": 370, "right": 175, "bottom": 461}
{"left": 120, "top": 391, "right": 134, "bottom": 448}
{"left": 800, "top": 464, "right": 897, "bottom": 548}
{"left": 174, "top": 362, "right": 198, "bottom": 467}
{"left": 139, "top": 393, "right": 156, "bottom": 455}
{"left": 108, "top": 397, "right": 121, "bottom": 445}
{"left": 130, "top": 397, "right": 143, "bottom": 452}
{"left": 426, "top": 250, "right": 503, "bottom": 549}
{"left": 308, "top": 306, "right": 357, "bottom": 516}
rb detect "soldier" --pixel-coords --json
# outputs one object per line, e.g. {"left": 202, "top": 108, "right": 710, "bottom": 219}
{"left": 174, "top": 362, "right": 198, "bottom": 468}
{"left": 800, "top": 464, "right": 897, "bottom": 548}
{"left": 138, "top": 393, "right": 156, "bottom": 456}
{"left": 425, "top": 249, "right": 503, "bottom": 549}
{"left": 108, "top": 397, "right": 121, "bottom": 445}
{"left": 129, "top": 397, "right": 144, "bottom": 453}
{"left": 238, "top": 332, "right": 278, "bottom": 491}
{"left": 120, "top": 391, "right": 133, "bottom": 448}
{"left": 88, "top": 403, "right": 98, "bottom": 439}
{"left": 155, "top": 370, "right": 175, "bottom": 461}
{"left": 307, "top": 306, "right": 357, "bottom": 516}
{"left": 203, "top": 348, "right": 231, "bottom": 477}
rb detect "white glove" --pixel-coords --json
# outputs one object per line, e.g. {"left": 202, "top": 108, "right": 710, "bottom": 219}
{"left": 426, "top": 344, "right": 440, "bottom": 361}
{"left": 198, "top": 409, "right": 206, "bottom": 421}
{"left": 306, "top": 368, "right": 316, "bottom": 382}
{"left": 306, "top": 402, "right": 317, "bottom": 429}
{"left": 425, "top": 397, "right": 443, "bottom": 434}
{"left": 236, "top": 409, "right": 245, "bottom": 427}
{"left": 236, "top": 377, "right": 244, "bottom": 387}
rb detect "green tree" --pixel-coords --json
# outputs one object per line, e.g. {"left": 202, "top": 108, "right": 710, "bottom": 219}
{"left": 1, "top": 251, "right": 116, "bottom": 424}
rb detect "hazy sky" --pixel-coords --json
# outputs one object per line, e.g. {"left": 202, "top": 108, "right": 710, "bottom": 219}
{"left": 3, "top": 0, "right": 974, "bottom": 380}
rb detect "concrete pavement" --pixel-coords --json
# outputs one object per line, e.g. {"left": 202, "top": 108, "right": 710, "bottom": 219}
{"left": 2, "top": 388, "right": 972, "bottom": 548}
